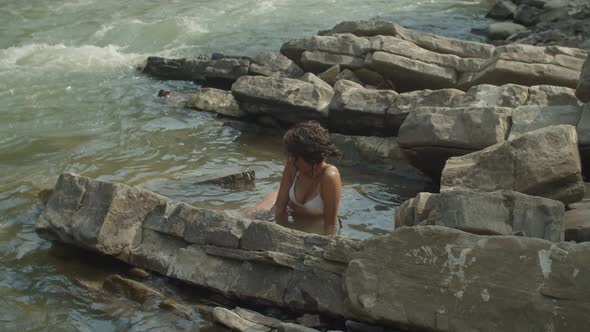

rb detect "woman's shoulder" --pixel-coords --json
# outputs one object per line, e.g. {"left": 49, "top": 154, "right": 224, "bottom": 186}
{"left": 321, "top": 164, "right": 341, "bottom": 183}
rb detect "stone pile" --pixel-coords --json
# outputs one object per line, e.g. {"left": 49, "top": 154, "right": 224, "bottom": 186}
{"left": 36, "top": 173, "right": 590, "bottom": 332}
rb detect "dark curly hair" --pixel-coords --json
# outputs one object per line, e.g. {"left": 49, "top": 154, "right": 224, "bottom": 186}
{"left": 283, "top": 121, "right": 339, "bottom": 164}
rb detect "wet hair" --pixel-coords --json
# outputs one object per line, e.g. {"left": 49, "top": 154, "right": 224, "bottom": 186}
{"left": 283, "top": 121, "right": 339, "bottom": 164}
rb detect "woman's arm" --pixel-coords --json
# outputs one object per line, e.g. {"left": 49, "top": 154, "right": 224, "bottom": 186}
{"left": 320, "top": 167, "right": 342, "bottom": 235}
{"left": 273, "top": 158, "right": 296, "bottom": 217}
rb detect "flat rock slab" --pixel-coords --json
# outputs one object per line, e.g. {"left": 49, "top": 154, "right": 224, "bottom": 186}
{"left": 441, "top": 125, "right": 585, "bottom": 205}
{"left": 395, "top": 190, "right": 565, "bottom": 241}
{"left": 186, "top": 88, "right": 245, "bottom": 118}
{"left": 36, "top": 173, "right": 590, "bottom": 332}
{"left": 577, "top": 54, "right": 590, "bottom": 102}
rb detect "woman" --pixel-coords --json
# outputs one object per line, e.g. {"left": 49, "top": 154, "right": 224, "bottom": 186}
{"left": 250, "top": 121, "right": 342, "bottom": 235}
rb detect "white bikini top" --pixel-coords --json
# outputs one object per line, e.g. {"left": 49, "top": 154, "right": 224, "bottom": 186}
{"left": 289, "top": 172, "right": 324, "bottom": 213}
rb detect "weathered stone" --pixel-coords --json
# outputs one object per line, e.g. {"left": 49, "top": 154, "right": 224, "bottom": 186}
{"left": 231, "top": 76, "right": 334, "bottom": 125}
{"left": 280, "top": 34, "right": 371, "bottom": 65}
{"left": 128, "top": 267, "right": 150, "bottom": 279}
{"left": 454, "top": 84, "right": 529, "bottom": 108}
{"left": 578, "top": 104, "right": 590, "bottom": 146}
{"left": 514, "top": 4, "right": 543, "bottom": 26}
{"left": 368, "top": 51, "right": 457, "bottom": 91}
{"left": 398, "top": 107, "right": 511, "bottom": 150}
{"left": 565, "top": 198, "right": 590, "bottom": 242}
{"left": 577, "top": 54, "right": 590, "bottom": 103}
{"left": 186, "top": 88, "right": 245, "bottom": 118}
{"left": 103, "top": 274, "right": 162, "bottom": 304}
{"left": 508, "top": 105, "right": 583, "bottom": 139}
{"left": 296, "top": 314, "right": 322, "bottom": 328}
{"left": 279, "top": 323, "right": 320, "bottom": 332}
{"left": 330, "top": 134, "right": 404, "bottom": 162}
{"left": 159, "top": 298, "right": 193, "bottom": 320}
{"left": 142, "top": 57, "right": 210, "bottom": 81}
{"left": 390, "top": 89, "right": 464, "bottom": 130}
{"left": 250, "top": 52, "right": 304, "bottom": 78}
{"left": 301, "top": 51, "right": 364, "bottom": 72}
{"left": 299, "top": 73, "right": 333, "bottom": 91}
{"left": 213, "top": 307, "right": 271, "bottom": 332}
{"left": 344, "top": 320, "right": 384, "bottom": 332}
{"left": 195, "top": 169, "right": 256, "bottom": 188}
{"left": 328, "top": 80, "right": 397, "bottom": 136}
{"left": 485, "top": 22, "right": 528, "bottom": 40}
{"left": 335, "top": 69, "right": 364, "bottom": 86}
{"left": 395, "top": 191, "right": 565, "bottom": 241}
{"left": 36, "top": 173, "right": 168, "bottom": 261}
{"left": 234, "top": 307, "right": 284, "bottom": 328}
{"left": 486, "top": 0, "right": 519, "bottom": 20}
{"left": 527, "top": 85, "right": 582, "bottom": 106}
{"left": 204, "top": 59, "right": 250, "bottom": 81}
{"left": 344, "top": 226, "right": 590, "bottom": 331}
{"left": 317, "top": 65, "right": 341, "bottom": 86}
{"left": 441, "top": 125, "right": 585, "bottom": 204}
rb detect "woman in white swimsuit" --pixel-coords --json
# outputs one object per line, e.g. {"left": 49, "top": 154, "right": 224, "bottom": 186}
{"left": 250, "top": 121, "right": 342, "bottom": 235}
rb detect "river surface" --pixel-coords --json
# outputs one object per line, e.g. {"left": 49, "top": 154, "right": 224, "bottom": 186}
{"left": 0, "top": 0, "right": 491, "bottom": 330}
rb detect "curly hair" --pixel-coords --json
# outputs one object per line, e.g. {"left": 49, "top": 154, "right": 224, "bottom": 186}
{"left": 283, "top": 121, "right": 339, "bottom": 164}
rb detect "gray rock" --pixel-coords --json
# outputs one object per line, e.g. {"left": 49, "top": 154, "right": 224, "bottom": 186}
{"left": 186, "top": 88, "right": 245, "bottom": 118}
{"left": 159, "top": 298, "right": 193, "bottom": 320}
{"left": 508, "top": 105, "right": 583, "bottom": 139}
{"left": 234, "top": 307, "right": 284, "bottom": 328}
{"left": 205, "top": 59, "right": 250, "bottom": 81}
{"left": 195, "top": 169, "right": 255, "bottom": 188}
{"left": 231, "top": 76, "right": 334, "bottom": 125}
{"left": 455, "top": 84, "right": 529, "bottom": 108}
{"left": 576, "top": 54, "right": 590, "bottom": 103}
{"left": 328, "top": 80, "right": 398, "bottom": 135}
{"left": 352, "top": 68, "right": 387, "bottom": 88}
{"left": 317, "top": 65, "right": 341, "bottom": 86}
{"left": 486, "top": 22, "right": 528, "bottom": 40}
{"left": 486, "top": 0, "right": 519, "bottom": 20}
{"left": 213, "top": 307, "right": 271, "bottom": 332}
{"left": 128, "top": 267, "right": 150, "bottom": 279}
{"left": 296, "top": 314, "right": 322, "bottom": 328}
{"left": 279, "top": 323, "right": 320, "bottom": 332}
{"left": 565, "top": 197, "right": 590, "bottom": 242}
{"left": 528, "top": 85, "right": 582, "bottom": 106}
{"left": 280, "top": 34, "right": 371, "bottom": 65}
{"left": 395, "top": 190, "right": 565, "bottom": 241}
{"left": 301, "top": 51, "right": 364, "bottom": 73}
{"left": 250, "top": 52, "right": 304, "bottom": 78}
{"left": 299, "top": 73, "right": 333, "bottom": 91}
{"left": 441, "top": 125, "right": 585, "bottom": 204}
{"left": 514, "top": 5, "right": 543, "bottom": 26}
{"left": 335, "top": 69, "right": 364, "bottom": 86}
{"left": 142, "top": 57, "right": 210, "bottom": 81}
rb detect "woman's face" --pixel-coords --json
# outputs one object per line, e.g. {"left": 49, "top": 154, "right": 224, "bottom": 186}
{"left": 292, "top": 156, "right": 315, "bottom": 175}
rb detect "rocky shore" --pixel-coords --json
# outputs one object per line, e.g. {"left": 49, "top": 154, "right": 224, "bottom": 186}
{"left": 36, "top": 17, "right": 590, "bottom": 332}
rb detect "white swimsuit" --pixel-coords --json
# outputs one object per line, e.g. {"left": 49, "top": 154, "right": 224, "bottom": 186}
{"left": 288, "top": 172, "right": 324, "bottom": 214}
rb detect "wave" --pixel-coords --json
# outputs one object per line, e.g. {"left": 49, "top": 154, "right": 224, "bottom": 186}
{"left": 0, "top": 43, "right": 146, "bottom": 73}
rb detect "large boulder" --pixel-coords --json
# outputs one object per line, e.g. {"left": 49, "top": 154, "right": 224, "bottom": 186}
{"left": 578, "top": 104, "right": 590, "bottom": 178}
{"left": 441, "top": 125, "right": 585, "bottom": 205}
{"left": 508, "top": 105, "right": 583, "bottom": 139}
{"left": 280, "top": 34, "right": 371, "bottom": 67}
{"left": 185, "top": 88, "right": 245, "bottom": 118}
{"left": 36, "top": 173, "right": 590, "bottom": 332}
{"left": 486, "top": 0, "right": 519, "bottom": 20}
{"left": 142, "top": 57, "right": 250, "bottom": 83}
{"left": 398, "top": 106, "right": 512, "bottom": 179}
{"left": 249, "top": 52, "right": 304, "bottom": 78}
{"left": 231, "top": 76, "right": 334, "bottom": 125}
{"left": 328, "top": 80, "right": 397, "bottom": 135}
{"left": 395, "top": 190, "right": 565, "bottom": 241}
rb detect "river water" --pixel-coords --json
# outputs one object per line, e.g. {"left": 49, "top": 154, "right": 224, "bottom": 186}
{"left": 0, "top": 1, "right": 491, "bottom": 330}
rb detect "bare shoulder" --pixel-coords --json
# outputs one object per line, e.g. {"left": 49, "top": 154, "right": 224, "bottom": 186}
{"left": 322, "top": 165, "right": 341, "bottom": 184}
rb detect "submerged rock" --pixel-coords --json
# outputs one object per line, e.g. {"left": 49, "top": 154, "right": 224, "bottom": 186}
{"left": 194, "top": 169, "right": 255, "bottom": 189}
{"left": 103, "top": 274, "right": 162, "bottom": 304}
{"left": 186, "top": 88, "right": 245, "bottom": 118}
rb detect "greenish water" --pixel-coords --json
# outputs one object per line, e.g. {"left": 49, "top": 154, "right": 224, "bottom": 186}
{"left": 0, "top": 0, "right": 491, "bottom": 330}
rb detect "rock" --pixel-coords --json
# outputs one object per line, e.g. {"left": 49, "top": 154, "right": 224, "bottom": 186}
{"left": 194, "top": 169, "right": 256, "bottom": 189}
{"left": 486, "top": 0, "right": 519, "bottom": 20}
{"left": 204, "top": 58, "right": 250, "bottom": 81}
{"left": 328, "top": 80, "right": 398, "bottom": 136}
{"left": 344, "top": 320, "right": 384, "bottom": 332}
{"left": 301, "top": 51, "right": 365, "bottom": 73}
{"left": 213, "top": 307, "right": 271, "bottom": 332}
{"left": 299, "top": 73, "right": 333, "bottom": 91}
{"left": 128, "top": 267, "right": 150, "bottom": 279}
{"left": 296, "top": 314, "right": 322, "bottom": 328}
{"left": 368, "top": 51, "right": 457, "bottom": 92}
{"left": 317, "top": 65, "right": 341, "bottom": 86}
{"left": 576, "top": 55, "right": 590, "bottom": 103}
{"left": 514, "top": 5, "right": 543, "bottom": 26}
{"left": 36, "top": 173, "right": 168, "bottom": 260}
{"left": 335, "top": 69, "right": 364, "bottom": 86}
{"left": 159, "top": 298, "right": 193, "bottom": 320}
{"left": 565, "top": 197, "right": 590, "bottom": 242}
{"left": 249, "top": 52, "right": 304, "bottom": 78}
{"left": 37, "top": 173, "right": 590, "bottom": 331}
{"left": 508, "top": 105, "right": 583, "bottom": 139}
{"left": 441, "top": 125, "right": 585, "bottom": 205}
{"left": 279, "top": 323, "right": 320, "bottom": 332}
{"left": 578, "top": 104, "right": 590, "bottom": 178}
{"left": 142, "top": 57, "right": 249, "bottom": 82}
{"left": 103, "top": 274, "right": 162, "bottom": 304}
{"left": 527, "top": 85, "right": 582, "bottom": 106}
{"left": 234, "top": 307, "right": 283, "bottom": 328}
{"left": 395, "top": 190, "right": 565, "bottom": 241}
{"left": 454, "top": 84, "right": 529, "bottom": 108}
{"left": 231, "top": 76, "right": 334, "bottom": 125}
{"left": 37, "top": 188, "right": 53, "bottom": 205}
{"left": 186, "top": 88, "right": 245, "bottom": 118}
{"left": 486, "top": 22, "right": 528, "bottom": 40}
{"left": 280, "top": 34, "right": 372, "bottom": 66}
{"left": 390, "top": 89, "right": 465, "bottom": 131}
{"left": 352, "top": 68, "right": 387, "bottom": 88}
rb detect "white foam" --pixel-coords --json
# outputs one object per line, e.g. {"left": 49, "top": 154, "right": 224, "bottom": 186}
{"left": 0, "top": 43, "right": 146, "bottom": 72}
{"left": 177, "top": 16, "right": 209, "bottom": 34}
